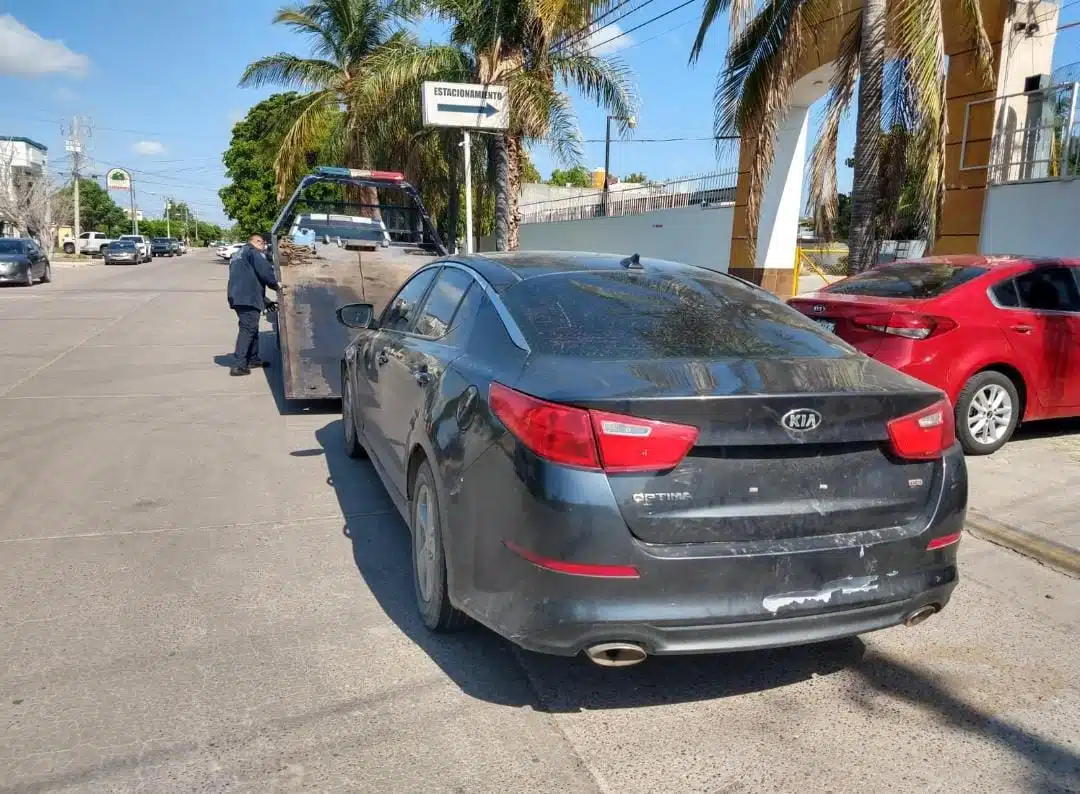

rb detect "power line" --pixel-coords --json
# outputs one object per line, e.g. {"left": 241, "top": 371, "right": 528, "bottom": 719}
{"left": 553, "top": 0, "right": 662, "bottom": 54}
{"left": 578, "top": 0, "right": 698, "bottom": 55}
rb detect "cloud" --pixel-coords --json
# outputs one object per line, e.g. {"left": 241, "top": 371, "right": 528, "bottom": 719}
{"left": 0, "top": 15, "right": 89, "bottom": 78}
{"left": 133, "top": 140, "right": 166, "bottom": 156}
{"left": 581, "top": 23, "right": 632, "bottom": 55}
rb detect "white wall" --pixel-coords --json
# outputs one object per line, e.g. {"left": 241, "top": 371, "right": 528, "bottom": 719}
{"left": 980, "top": 180, "right": 1080, "bottom": 257}
{"left": 511, "top": 204, "right": 735, "bottom": 271}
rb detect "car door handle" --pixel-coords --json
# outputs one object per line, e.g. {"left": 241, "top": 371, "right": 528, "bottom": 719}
{"left": 1010, "top": 323, "right": 1034, "bottom": 334}
{"left": 376, "top": 349, "right": 389, "bottom": 365}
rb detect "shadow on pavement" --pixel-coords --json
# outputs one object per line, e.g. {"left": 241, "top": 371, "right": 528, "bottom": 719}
{"left": 1008, "top": 415, "right": 1080, "bottom": 445}
{"left": 313, "top": 418, "right": 866, "bottom": 712}
{"left": 258, "top": 330, "right": 339, "bottom": 416}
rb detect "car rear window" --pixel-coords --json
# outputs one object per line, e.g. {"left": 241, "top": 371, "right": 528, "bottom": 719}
{"left": 825, "top": 262, "right": 986, "bottom": 298}
{"left": 500, "top": 270, "right": 853, "bottom": 359}
{"left": 0, "top": 240, "right": 26, "bottom": 253}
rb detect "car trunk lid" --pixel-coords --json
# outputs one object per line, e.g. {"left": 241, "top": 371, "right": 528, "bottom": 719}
{"left": 514, "top": 356, "right": 944, "bottom": 545}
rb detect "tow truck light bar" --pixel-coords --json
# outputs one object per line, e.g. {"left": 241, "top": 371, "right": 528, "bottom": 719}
{"left": 313, "top": 166, "right": 404, "bottom": 181}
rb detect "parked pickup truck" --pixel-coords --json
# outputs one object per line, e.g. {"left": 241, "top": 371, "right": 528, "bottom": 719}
{"left": 61, "top": 231, "right": 118, "bottom": 256}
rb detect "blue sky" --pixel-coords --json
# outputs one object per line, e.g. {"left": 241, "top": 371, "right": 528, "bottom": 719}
{"left": 1, "top": 1, "right": 1078, "bottom": 226}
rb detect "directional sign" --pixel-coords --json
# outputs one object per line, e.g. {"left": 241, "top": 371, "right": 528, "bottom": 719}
{"left": 422, "top": 81, "right": 509, "bottom": 130}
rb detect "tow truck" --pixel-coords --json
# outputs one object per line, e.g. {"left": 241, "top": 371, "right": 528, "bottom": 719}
{"left": 269, "top": 167, "right": 447, "bottom": 401}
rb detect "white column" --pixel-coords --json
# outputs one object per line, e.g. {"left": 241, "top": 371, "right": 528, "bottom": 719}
{"left": 755, "top": 105, "right": 811, "bottom": 269}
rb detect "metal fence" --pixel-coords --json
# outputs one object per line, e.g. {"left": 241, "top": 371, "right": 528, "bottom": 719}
{"left": 519, "top": 170, "right": 738, "bottom": 225}
{"left": 961, "top": 76, "right": 1080, "bottom": 184}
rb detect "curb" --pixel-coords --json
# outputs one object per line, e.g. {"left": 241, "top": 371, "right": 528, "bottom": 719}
{"left": 966, "top": 509, "right": 1080, "bottom": 578}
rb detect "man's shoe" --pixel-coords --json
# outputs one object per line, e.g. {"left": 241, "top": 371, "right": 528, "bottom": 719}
{"left": 247, "top": 357, "right": 269, "bottom": 368}
{"left": 229, "top": 366, "right": 251, "bottom": 377}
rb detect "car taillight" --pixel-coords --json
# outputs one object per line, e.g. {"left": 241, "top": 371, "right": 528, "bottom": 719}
{"left": 887, "top": 399, "right": 956, "bottom": 460}
{"left": 589, "top": 409, "right": 699, "bottom": 473}
{"left": 852, "top": 312, "right": 956, "bottom": 340}
{"left": 489, "top": 383, "right": 699, "bottom": 473}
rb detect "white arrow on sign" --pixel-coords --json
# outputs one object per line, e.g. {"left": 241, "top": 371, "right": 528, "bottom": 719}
{"left": 422, "top": 81, "right": 510, "bottom": 130}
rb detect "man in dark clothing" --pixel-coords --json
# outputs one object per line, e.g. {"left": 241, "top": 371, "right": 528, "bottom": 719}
{"left": 227, "top": 233, "right": 280, "bottom": 376}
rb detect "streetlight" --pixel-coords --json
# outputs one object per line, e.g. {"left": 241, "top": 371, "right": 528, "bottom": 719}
{"left": 602, "top": 114, "right": 636, "bottom": 217}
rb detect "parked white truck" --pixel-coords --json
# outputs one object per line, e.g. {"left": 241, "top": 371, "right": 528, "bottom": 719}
{"left": 61, "top": 231, "right": 118, "bottom": 256}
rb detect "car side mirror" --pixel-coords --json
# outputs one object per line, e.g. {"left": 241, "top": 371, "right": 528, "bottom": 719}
{"left": 337, "top": 303, "right": 375, "bottom": 329}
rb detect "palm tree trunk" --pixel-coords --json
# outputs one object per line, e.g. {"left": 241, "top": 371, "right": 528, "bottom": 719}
{"left": 493, "top": 133, "right": 510, "bottom": 251}
{"left": 444, "top": 137, "right": 460, "bottom": 253}
{"left": 506, "top": 133, "right": 523, "bottom": 251}
{"left": 848, "top": 0, "right": 887, "bottom": 273}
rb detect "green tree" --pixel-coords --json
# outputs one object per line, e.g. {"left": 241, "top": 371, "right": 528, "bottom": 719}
{"left": 220, "top": 93, "right": 300, "bottom": 237}
{"left": 546, "top": 166, "right": 591, "bottom": 187}
{"left": 691, "top": 0, "right": 992, "bottom": 272}
{"left": 54, "top": 179, "right": 128, "bottom": 237}
{"left": 239, "top": 0, "right": 425, "bottom": 205}
{"left": 520, "top": 149, "right": 541, "bottom": 184}
{"left": 623, "top": 171, "right": 648, "bottom": 183}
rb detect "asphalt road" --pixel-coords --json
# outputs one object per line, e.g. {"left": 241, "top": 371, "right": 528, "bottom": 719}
{"left": 1, "top": 250, "right": 1079, "bottom": 793}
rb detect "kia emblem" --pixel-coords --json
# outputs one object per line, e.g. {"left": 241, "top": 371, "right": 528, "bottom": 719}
{"left": 781, "top": 408, "right": 823, "bottom": 432}
{"left": 812, "top": 304, "right": 826, "bottom": 313}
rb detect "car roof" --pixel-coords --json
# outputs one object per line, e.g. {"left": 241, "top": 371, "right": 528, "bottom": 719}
{"left": 884, "top": 254, "right": 1080, "bottom": 269}
{"left": 454, "top": 250, "right": 723, "bottom": 291}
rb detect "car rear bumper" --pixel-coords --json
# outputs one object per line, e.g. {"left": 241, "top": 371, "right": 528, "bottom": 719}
{"left": 448, "top": 440, "right": 967, "bottom": 658}
{"left": 504, "top": 579, "right": 956, "bottom": 657}
{"left": 0, "top": 263, "right": 30, "bottom": 281}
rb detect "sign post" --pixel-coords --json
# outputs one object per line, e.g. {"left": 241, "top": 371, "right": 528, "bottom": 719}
{"left": 422, "top": 81, "right": 509, "bottom": 254}
{"left": 107, "top": 168, "right": 137, "bottom": 235}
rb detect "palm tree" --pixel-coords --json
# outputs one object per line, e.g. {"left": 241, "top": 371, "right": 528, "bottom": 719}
{"left": 427, "top": 0, "right": 638, "bottom": 249}
{"left": 691, "top": 0, "right": 992, "bottom": 272}
{"left": 239, "top": 0, "right": 428, "bottom": 204}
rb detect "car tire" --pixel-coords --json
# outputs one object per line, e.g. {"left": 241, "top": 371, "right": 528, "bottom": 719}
{"left": 99, "top": 245, "right": 109, "bottom": 256}
{"left": 21, "top": 267, "right": 34, "bottom": 287}
{"left": 955, "top": 371, "right": 1020, "bottom": 455}
{"left": 410, "top": 460, "right": 469, "bottom": 632}
{"left": 341, "top": 374, "right": 366, "bottom": 459}
{"left": 63, "top": 243, "right": 75, "bottom": 255}
{"left": 41, "top": 262, "right": 51, "bottom": 283}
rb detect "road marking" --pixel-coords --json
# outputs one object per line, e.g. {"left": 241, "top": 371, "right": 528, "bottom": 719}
{"left": 0, "top": 509, "right": 396, "bottom": 544}
{"left": 0, "top": 292, "right": 162, "bottom": 398}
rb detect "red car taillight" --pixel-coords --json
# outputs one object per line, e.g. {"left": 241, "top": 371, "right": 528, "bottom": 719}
{"left": 489, "top": 383, "right": 700, "bottom": 473}
{"left": 852, "top": 312, "right": 957, "bottom": 340}
{"left": 887, "top": 399, "right": 956, "bottom": 460}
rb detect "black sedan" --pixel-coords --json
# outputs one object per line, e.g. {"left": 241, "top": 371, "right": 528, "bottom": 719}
{"left": 336, "top": 252, "right": 967, "bottom": 666}
{"left": 0, "top": 238, "right": 51, "bottom": 286}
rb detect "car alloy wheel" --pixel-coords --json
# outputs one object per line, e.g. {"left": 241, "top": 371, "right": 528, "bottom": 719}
{"left": 22, "top": 267, "right": 33, "bottom": 287}
{"left": 967, "top": 383, "right": 1012, "bottom": 446}
{"left": 413, "top": 483, "right": 438, "bottom": 604}
{"left": 342, "top": 376, "right": 365, "bottom": 459}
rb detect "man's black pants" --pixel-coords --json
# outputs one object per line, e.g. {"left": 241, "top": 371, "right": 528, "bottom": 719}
{"left": 233, "top": 306, "right": 261, "bottom": 367}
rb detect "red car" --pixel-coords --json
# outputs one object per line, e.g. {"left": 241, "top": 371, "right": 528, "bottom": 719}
{"left": 789, "top": 255, "right": 1080, "bottom": 455}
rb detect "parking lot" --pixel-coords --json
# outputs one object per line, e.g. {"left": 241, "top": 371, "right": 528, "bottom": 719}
{"left": 2, "top": 250, "right": 1079, "bottom": 793}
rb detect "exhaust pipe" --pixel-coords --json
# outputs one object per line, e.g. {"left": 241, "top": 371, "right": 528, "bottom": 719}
{"left": 585, "top": 642, "right": 648, "bottom": 667}
{"left": 903, "top": 605, "right": 938, "bottom": 627}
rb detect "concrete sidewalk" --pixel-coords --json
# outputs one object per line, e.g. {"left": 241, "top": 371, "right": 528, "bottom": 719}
{"left": 966, "top": 418, "right": 1080, "bottom": 576}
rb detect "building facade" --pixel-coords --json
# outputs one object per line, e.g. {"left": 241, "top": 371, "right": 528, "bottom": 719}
{"left": 0, "top": 136, "right": 49, "bottom": 238}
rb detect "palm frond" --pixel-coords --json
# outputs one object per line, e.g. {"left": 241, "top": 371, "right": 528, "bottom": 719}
{"left": 272, "top": 90, "right": 338, "bottom": 198}
{"left": 273, "top": 8, "right": 344, "bottom": 64}
{"left": 807, "top": 16, "right": 860, "bottom": 241}
{"left": 889, "top": 0, "right": 946, "bottom": 240}
{"left": 549, "top": 51, "right": 638, "bottom": 130}
{"left": 238, "top": 54, "right": 342, "bottom": 90}
{"left": 690, "top": 0, "right": 757, "bottom": 62}
{"left": 717, "top": 0, "right": 829, "bottom": 262}
{"left": 509, "top": 70, "right": 583, "bottom": 164}
{"left": 957, "top": 0, "right": 994, "bottom": 84}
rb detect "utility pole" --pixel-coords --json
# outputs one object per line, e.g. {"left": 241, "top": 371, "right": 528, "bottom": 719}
{"left": 165, "top": 197, "right": 170, "bottom": 237}
{"left": 65, "top": 117, "right": 85, "bottom": 244}
{"left": 193, "top": 213, "right": 199, "bottom": 244}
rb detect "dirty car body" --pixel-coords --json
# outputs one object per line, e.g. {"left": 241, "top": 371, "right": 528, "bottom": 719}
{"left": 339, "top": 252, "right": 968, "bottom": 660}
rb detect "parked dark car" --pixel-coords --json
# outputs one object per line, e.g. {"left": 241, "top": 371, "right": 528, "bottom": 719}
{"left": 0, "top": 237, "right": 51, "bottom": 286}
{"left": 104, "top": 240, "right": 140, "bottom": 266}
{"left": 151, "top": 238, "right": 174, "bottom": 257}
{"left": 336, "top": 252, "right": 967, "bottom": 667}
